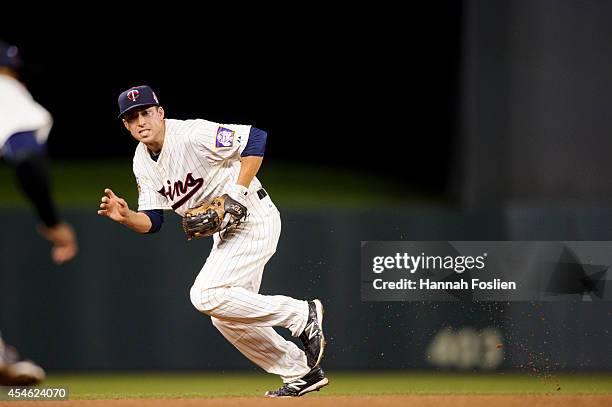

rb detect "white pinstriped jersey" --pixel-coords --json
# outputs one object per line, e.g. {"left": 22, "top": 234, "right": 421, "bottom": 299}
{"left": 0, "top": 75, "right": 52, "bottom": 151}
{"left": 133, "top": 118, "right": 311, "bottom": 383}
{"left": 133, "top": 118, "right": 264, "bottom": 217}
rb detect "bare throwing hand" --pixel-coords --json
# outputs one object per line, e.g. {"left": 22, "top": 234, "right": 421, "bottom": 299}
{"left": 97, "top": 188, "right": 130, "bottom": 223}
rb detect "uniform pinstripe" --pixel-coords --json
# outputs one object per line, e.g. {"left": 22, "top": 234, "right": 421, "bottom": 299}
{"left": 133, "top": 118, "right": 310, "bottom": 382}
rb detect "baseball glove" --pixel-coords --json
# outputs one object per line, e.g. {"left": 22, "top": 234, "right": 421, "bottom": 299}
{"left": 182, "top": 194, "right": 247, "bottom": 240}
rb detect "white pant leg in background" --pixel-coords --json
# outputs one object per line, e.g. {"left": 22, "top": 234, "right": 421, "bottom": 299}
{"left": 189, "top": 194, "right": 310, "bottom": 382}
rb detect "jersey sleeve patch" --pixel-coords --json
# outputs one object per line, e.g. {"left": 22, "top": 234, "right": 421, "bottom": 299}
{"left": 215, "top": 126, "right": 235, "bottom": 148}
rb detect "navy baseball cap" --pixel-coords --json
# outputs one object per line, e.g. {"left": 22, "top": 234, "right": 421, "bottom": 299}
{"left": 117, "top": 85, "right": 160, "bottom": 118}
{"left": 0, "top": 41, "right": 22, "bottom": 70}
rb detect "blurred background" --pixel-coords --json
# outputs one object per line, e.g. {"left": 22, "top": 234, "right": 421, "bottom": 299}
{"left": 1, "top": 0, "right": 611, "bottom": 375}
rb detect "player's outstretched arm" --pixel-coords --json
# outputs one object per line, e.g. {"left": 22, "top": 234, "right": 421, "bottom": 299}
{"left": 97, "top": 188, "right": 152, "bottom": 233}
{"left": 3, "top": 132, "right": 78, "bottom": 265}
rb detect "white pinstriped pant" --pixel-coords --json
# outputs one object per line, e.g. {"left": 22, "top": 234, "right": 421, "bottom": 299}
{"left": 189, "top": 193, "right": 310, "bottom": 382}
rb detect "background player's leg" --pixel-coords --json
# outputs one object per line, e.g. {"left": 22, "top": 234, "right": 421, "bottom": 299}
{"left": 211, "top": 317, "right": 309, "bottom": 383}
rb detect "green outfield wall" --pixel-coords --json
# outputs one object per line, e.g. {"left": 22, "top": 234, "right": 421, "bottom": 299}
{"left": 0, "top": 207, "right": 610, "bottom": 371}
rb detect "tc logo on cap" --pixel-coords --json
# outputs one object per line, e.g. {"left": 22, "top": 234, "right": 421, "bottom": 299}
{"left": 117, "top": 85, "right": 160, "bottom": 118}
{"left": 127, "top": 89, "right": 140, "bottom": 101}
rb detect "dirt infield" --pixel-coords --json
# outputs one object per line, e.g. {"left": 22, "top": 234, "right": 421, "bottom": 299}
{"left": 4, "top": 395, "right": 612, "bottom": 407}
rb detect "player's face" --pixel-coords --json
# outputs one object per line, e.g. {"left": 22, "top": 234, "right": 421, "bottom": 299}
{"left": 122, "top": 106, "right": 165, "bottom": 144}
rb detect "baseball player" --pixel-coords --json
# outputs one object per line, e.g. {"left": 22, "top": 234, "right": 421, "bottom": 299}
{"left": 98, "top": 85, "right": 328, "bottom": 397}
{"left": 0, "top": 40, "right": 78, "bottom": 385}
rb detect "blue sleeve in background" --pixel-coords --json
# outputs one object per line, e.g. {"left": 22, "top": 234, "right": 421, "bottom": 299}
{"left": 2, "top": 131, "right": 44, "bottom": 162}
{"left": 2, "top": 130, "right": 59, "bottom": 227}
{"left": 241, "top": 127, "right": 267, "bottom": 157}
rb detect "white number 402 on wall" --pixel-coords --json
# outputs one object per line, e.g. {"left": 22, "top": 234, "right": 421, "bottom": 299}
{"left": 426, "top": 327, "right": 504, "bottom": 370}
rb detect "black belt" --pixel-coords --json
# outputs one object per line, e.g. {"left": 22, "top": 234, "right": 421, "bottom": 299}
{"left": 257, "top": 188, "right": 268, "bottom": 200}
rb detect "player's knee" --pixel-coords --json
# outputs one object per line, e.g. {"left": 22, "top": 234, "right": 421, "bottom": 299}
{"left": 189, "top": 283, "right": 221, "bottom": 315}
{"left": 189, "top": 283, "right": 210, "bottom": 313}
